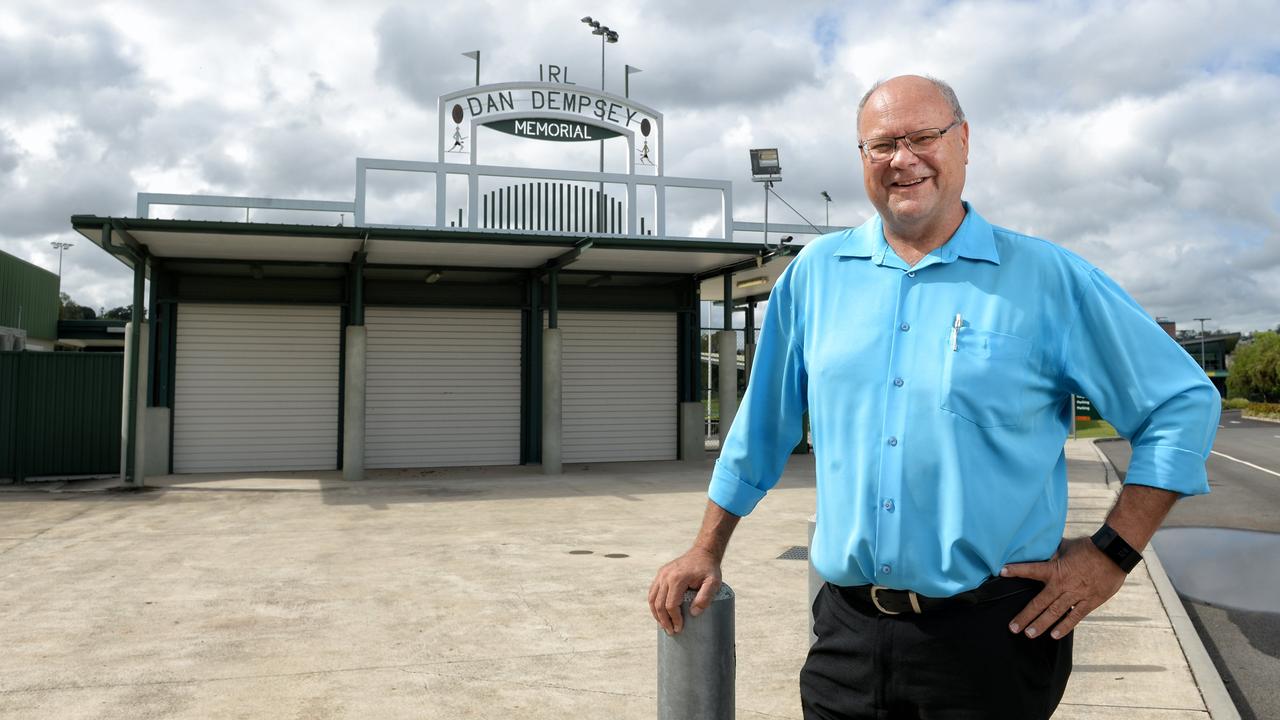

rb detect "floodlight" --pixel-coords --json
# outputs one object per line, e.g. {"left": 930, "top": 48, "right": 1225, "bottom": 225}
{"left": 750, "top": 148, "right": 781, "bottom": 182}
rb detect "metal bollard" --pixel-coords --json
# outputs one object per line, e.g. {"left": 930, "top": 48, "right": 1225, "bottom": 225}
{"left": 808, "top": 514, "right": 820, "bottom": 645}
{"left": 656, "top": 583, "right": 735, "bottom": 720}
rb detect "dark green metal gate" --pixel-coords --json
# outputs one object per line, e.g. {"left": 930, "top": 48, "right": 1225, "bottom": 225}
{"left": 0, "top": 352, "right": 123, "bottom": 482}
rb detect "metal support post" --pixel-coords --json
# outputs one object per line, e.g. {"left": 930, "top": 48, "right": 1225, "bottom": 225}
{"left": 124, "top": 252, "right": 145, "bottom": 485}
{"left": 547, "top": 268, "right": 559, "bottom": 329}
{"left": 657, "top": 584, "right": 735, "bottom": 719}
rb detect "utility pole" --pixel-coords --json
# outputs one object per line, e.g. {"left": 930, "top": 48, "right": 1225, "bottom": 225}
{"left": 1194, "top": 317, "right": 1212, "bottom": 370}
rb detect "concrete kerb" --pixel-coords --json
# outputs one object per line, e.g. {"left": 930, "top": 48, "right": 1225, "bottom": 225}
{"left": 1089, "top": 439, "right": 1240, "bottom": 720}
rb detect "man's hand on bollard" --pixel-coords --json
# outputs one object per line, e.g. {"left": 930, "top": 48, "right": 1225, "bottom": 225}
{"left": 1001, "top": 536, "right": 1127, "bottom": 640}
{"left": 649, "top": 547, "right": 723, "bottom": 636}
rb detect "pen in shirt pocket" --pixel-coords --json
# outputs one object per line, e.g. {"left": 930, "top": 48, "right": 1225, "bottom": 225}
{"left": 951, "top": 313, "right": 963, "bottom": 351}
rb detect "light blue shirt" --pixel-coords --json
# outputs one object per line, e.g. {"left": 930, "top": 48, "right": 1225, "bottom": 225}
{"left": 709, "top": 204, "right": 1220, "bottom": 596}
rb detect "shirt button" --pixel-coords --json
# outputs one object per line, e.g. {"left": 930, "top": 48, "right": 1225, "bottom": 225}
{"left": 907, "top": 272, "right": 916, "bottom": 278}
{"left": 899, "top": 322, "right": 910, "bottom": 332}
{"left": 893, "top": 377, "right": 904, "bottom": 387}
{"left": 887, "top": 436, "right": 898, "bottom": 447}
{"left": 883, "top": 499, "right": 895, "bottom": 513}
{"left": 880, "top": 564, "right": 892, "bottom": 575}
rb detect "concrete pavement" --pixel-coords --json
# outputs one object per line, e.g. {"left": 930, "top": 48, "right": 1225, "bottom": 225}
{"left": 0, "top": 441, "right": 1234, "bottom": 718}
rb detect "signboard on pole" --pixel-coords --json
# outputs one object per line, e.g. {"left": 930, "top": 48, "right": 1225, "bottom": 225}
{"left": 1074, "top": 395, "right": 1101, "bottom": 421}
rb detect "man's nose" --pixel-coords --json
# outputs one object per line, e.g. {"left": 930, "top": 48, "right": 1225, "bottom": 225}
{"left": 888, "top": 141, "right": 921, "bottom": 168}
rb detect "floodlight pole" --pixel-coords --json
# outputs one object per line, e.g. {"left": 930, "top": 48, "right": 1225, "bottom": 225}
{"left": 582, "top": 18, "right": 618, "bottom": 233}
{"left": 763, "top": 182, "right": 771, "bottom": 250}
{"left": 1194, "top": 317, "right": 1211, "bottom": 370}
{"left": 599, "top": 33, "right": 606, "bottom": 231}
{"left": 50, "top": 241, "right": 73, "bottom": 290}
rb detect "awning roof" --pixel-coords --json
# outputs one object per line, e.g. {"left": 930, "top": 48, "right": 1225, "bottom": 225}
{"left": 70, "top": 216, "right": 797, "bottom": 285}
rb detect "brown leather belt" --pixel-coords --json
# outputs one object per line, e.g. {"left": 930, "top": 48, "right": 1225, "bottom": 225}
{"left": 831, "top": 575, "right": 1042, "bottom": 615}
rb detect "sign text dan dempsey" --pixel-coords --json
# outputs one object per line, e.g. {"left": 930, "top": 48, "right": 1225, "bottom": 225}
{"left": 462, "top": 89, "right": 646, "bottom": 129}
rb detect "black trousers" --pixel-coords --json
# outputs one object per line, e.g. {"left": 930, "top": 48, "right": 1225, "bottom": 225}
{"left": 801, "top": 580, "right": 1073, "bottom": 719}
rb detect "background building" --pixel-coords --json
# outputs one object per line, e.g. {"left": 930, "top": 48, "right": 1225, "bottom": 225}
{"left": 0, "top": 250, "right": 59, "bottom": 351}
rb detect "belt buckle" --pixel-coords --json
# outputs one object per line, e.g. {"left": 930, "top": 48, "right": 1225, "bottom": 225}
{"left": 870, "top": 586, "right": 922, "bottom": 615}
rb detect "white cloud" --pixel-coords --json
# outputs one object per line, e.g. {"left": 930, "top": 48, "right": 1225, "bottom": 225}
{"left": 0, "top": 0, "right": 1275, "bottom": 333}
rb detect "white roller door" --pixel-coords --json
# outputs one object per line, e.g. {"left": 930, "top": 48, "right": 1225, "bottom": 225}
{"left": 174, "top": 304, "right": 340, "bottom": 473}
{"left": 365, "top": 307, "right": 522, "bottom": 468}
{"left": 558, "top": 311, "right": 676, "bottom": 463}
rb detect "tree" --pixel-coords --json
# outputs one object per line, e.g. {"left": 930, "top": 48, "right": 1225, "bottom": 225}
{"left": 58, "top": 292, "right": 96, "bottom": 320}
{"left": 1226, "top": 331, "right": 1280, "bottom": 402}
{"left": 102, "top": 306, "right": 133, "bottom": 321}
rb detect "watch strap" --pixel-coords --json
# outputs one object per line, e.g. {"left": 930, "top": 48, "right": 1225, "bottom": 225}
{"left": 1091, "top": 523, "right": 1142, "bottom": 573}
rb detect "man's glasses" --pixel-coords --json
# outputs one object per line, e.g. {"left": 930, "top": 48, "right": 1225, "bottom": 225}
{"left": 858, "top": 120, "right": 962, "bottom": 163}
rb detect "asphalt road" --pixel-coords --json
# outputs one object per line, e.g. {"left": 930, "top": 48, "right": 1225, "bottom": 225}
{"left": 1096, "top": 410, "right": 1280, "bottom": 720}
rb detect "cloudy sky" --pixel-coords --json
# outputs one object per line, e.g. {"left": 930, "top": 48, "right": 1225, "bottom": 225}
{"left": 1, "top": 0, "right": 1277, "bottom": 332}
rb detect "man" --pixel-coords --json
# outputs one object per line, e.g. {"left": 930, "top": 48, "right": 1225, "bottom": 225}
{"left": 647, "top": 75, "right": 1220, "bottom": 718}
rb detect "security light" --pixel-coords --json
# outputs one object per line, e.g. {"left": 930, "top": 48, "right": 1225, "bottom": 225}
{"left": 750, "top": 148, "right": 781, "bottom": 182}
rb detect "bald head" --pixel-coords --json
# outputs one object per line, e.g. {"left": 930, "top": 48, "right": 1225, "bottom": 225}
{"left": 857, "top": 75, "right": 965, "bottom": 131}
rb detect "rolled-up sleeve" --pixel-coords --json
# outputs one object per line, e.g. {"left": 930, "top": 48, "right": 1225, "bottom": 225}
{"left": 708, "top": 264, "right": 808, "bottom": 516}
{"left": 1061, "top": 268, "right": 1220, "bottom": 496}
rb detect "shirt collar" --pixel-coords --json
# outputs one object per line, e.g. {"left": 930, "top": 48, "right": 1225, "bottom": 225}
{"left": 833, "top": 202, "right": 1001, "bottom": 267}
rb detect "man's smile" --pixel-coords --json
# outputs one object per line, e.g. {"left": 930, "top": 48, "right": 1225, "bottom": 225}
{"left": 891, "top": 177, "right": 930, "bottom": 188}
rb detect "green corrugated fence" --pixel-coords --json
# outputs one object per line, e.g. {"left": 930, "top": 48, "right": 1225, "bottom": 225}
{"left": 0, "top": 352, "right": 123, "bottom": 482}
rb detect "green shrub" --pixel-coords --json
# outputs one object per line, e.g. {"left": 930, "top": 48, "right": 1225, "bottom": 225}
{"left": 1223, "top": 397, "right": 1251, "bottom": 410}
{"left": 1244, "top": 402, "right": 1280, "bottom": 419}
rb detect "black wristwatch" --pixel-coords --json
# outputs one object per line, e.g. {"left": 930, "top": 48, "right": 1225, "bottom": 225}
{"left": 1091, "top": 523, "right": 1142, "bottom": 573}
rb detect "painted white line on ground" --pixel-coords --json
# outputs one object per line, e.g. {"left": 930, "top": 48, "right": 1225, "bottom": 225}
{"left": 1210, "top": 450, "right": 1280, "bottom": 479}
{"left": 1229, "top": 420, "right": 1241, "bottom": 424}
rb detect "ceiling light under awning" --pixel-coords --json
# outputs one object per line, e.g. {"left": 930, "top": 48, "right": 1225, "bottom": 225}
{"left": 736, "top": 276, "right": 768, "bottom": 290}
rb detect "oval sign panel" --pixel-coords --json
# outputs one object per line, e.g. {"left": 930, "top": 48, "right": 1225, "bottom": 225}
{"left": 451, "top": 104, "right": 465, "bottom": 124}
{"left": 640, "top": 118, "right": 652, "bottom": 137}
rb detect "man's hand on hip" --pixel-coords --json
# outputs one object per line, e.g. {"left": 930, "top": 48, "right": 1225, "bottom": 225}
{"left": 648, "top": 548, "right": 722, "bottom": 636}
{"left": 1001, "top": 537, "right": 1127, "bottom": 640}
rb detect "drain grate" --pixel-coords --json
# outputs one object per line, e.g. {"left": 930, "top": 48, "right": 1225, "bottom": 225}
{"left": 777, "top": 546, "right": 809, "bottom": 561}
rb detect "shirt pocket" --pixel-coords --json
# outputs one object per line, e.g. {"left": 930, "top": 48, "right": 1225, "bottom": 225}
{"left": 939, "top": 327, "right": 1033, "bottom": 428}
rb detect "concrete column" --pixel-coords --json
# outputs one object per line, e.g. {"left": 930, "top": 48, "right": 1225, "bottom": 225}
{"left": 678, "top": 401, "right": 705, "bottom": 462}
{"left": 120, "top": 321, "right": 149, "bottom": 485}
{"left": 657, "top": 583, "right": 735, "bottom": 719}
{"left": 542, "top": 327, "right": 562, "bottom": 474}
{"left": 716, "top": 330, "right": 738, "bottom": 443}
{"left": 342, "top": 325, "right": 367, "bottom": 482}
{"left": 144, "top": 408, "right": 170, "bottom": 476}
